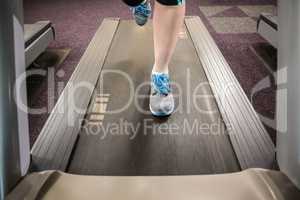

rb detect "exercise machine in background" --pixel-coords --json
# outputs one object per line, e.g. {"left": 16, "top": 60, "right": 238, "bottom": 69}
{"left": 25, "top": 21, "right": 55, "bottom": 67}
{"left": 257, "top": 13, "right": 277, "bottom": 48}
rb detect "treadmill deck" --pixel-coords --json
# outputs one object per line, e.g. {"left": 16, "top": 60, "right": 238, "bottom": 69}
{"left": 68, "top": 20, "right": 239, "bottom": 175}
{"left": 31, "top": 17, "right": 274, "bottom": 174}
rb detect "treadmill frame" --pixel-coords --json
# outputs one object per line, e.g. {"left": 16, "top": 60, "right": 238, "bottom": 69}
{"left": 257, "top": 13, "right": 278, "bottom": 48}
{"left": 25, "top": 25, "right": 55, "bottom": 67}
{"left": 0, "top": 0, "right": 30, "bottom": 197}
{"left": 31, "top": 17, "right": 275, "bottom": 172}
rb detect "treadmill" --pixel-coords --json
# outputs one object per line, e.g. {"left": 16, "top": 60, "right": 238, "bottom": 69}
{"left": 24, "top": 21, "right": 55, "bottom": 67}
{"left": 257, "top": 13, "right": 277, "bottom": 48}
{"left": 2, "top": 0, "right": 300, "bottom": 199}
{"left": 29, "top": 18, "right": 274, "bottom": 174}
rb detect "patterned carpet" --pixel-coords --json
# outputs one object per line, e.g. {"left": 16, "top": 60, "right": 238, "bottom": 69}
{"left": 200, "top": 5, "right": 276, "bottom": 33}
{"left": 24, "top": 0, "right": 277, "bottom": 146}
{"left": 198, "top": 3, "right": 277, "bottom": 143}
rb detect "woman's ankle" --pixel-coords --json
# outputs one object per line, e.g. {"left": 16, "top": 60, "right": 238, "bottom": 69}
{"left": 152, "top": 64, "right": 169, "bottom": 74}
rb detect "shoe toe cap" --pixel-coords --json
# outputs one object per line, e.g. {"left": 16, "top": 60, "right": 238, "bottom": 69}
{"left": 135, "top": 16, "right": 147, "bottom": 26}
{"left": 150, "top": 94, "right": 174, "bottom": 115}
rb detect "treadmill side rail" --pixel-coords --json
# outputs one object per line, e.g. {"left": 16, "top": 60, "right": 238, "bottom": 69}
{"left": 30, "top": 18, "right": 120, "bottom": 171}
{"left": 185, "top": 16, "right": 275, "bottom": 169}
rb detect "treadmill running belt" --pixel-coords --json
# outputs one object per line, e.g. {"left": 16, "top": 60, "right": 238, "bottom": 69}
{"left": 68, "top": 20, "right": 239, "bottom": 175}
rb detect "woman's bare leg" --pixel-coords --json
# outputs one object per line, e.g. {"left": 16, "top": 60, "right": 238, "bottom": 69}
{"left": 152, "top": 1, "right": 186, "bottom": 73}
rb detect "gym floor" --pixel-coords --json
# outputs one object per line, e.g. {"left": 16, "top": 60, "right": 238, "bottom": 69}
{"left": 24, "top": 0, "right": 277, "bottom": 146}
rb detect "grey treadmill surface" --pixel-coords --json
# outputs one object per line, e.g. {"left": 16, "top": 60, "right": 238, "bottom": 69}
{"left": 67, "top": 20, "right": 240, "bottom": 175}
{"left": 24, "top": 21, "right": 52, "bottom": 48}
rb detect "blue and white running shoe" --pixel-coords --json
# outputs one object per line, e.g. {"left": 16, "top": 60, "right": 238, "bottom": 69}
{"left": 132, "top": 1, "right": 151, "bottom": 26}
{"left": 149, "top": 73, "right": 175, "bottom": 117}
